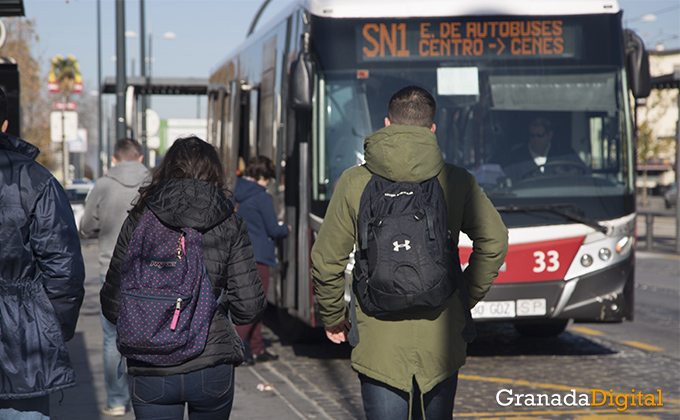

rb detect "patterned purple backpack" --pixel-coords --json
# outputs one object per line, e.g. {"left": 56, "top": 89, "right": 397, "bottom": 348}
{"left": 117, "top": 210, "right": 217, "bottom": 366}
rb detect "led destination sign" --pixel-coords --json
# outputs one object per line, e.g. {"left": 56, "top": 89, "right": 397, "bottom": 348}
{"left": 358, "top": 18, "right": 580, "bottom": 61}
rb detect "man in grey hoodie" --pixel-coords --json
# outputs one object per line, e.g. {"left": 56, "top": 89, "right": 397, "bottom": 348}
{"left": 80, "top": 138, "right": 148, "bottom": 417}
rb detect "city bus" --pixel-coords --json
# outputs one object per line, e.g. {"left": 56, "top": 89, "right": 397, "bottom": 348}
{"left": 206, "top": 0, "right": 650, "bottom": 339}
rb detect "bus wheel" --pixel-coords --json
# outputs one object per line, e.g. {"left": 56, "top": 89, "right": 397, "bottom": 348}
{"left": 513, "top": 320, "right": 568, "bottom": 337}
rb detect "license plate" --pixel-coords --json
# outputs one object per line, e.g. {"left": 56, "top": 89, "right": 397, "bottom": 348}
{"left": 471, "top": 300, "right": 515, "bottom": 319}
{"left": 471, "top": 299, "right": 547, "bottom": 319}
{"left": 516, "top": 298, "right": 547, "bottom": 316}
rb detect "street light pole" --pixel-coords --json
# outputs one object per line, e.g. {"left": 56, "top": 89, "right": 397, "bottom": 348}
{"left": 148, "top": 31, "right": 153, "bottom": 82}
{"left": 115, "top": 0, "right": 127, "bottom": 143}
{"left": 676, "top": 84, "right": 679, "bottom": 253}
{"left": 97, "top": 0, "right": 104, "bottom": 175}
{"left": 140, "top": 0, "right": 148, "bottom": 166}
{"left": 61, "top": 93, "right": 69, "bottom": 184}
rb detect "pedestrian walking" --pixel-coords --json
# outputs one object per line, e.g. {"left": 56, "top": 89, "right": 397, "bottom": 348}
{"left": 232, "top": 155, "right": 290, "bottom": 365}
{"left": 80, "top": 137, "right": 149, "bottom": 417}
{"left": 0, "top": 87, "right": 86, "bottom": 419}
{"left": 101, "top": 136, "right": 267, "bottom": 419}
{"left": 311, "top": 86, "right": 508, "bottom": 420}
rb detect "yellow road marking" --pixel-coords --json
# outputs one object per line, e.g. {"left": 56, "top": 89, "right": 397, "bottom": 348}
{"left": 576, "top": 413, "right": 676, "bottom": 419}
{"left": 460, "top": 374, "right": 591, "bottom": 394}
{"left": 568, "top": 327, "right": 666, "bottom": 352}
{"left": 569, "top": 326, "right": 607, "bottom": 336}
{"left": 621, "top": 341, "right": 664, "bottom": 352}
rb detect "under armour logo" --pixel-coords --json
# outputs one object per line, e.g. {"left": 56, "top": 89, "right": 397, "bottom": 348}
{"left": 393, "top": 240, "right": 411, "bottom": 251}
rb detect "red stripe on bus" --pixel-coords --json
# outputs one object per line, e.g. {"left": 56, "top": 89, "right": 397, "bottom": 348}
{"left": 459, "top": 236, "right": 585, "bottom": 283}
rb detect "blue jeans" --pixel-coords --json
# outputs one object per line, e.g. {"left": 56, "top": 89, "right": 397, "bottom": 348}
{"left": 100, "top": 275, "right": 130, "bottom": 408}
{"left": 130, "top": 363, "right": 235, "bottom": 420}
{"left": 360, "top": 372, "right": 458, "bottom": 420}
{"left": 0, "top": 395, "right": 50, "bottom": 419}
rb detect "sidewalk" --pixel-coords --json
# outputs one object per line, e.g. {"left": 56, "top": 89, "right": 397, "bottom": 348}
{"left": 49, "top": 241, "right": 321, "bottom": 420}
{"left": 637, "top": 195, "right": 679, "bottom": 255}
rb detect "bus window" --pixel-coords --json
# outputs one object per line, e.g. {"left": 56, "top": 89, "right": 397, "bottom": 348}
{"left": 313, "top": 77, "right": 373, "bottom": 200}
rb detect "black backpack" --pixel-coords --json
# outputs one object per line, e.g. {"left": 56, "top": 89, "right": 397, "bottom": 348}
{"left": 352, "top": 171, "right": 459, "bottom": 318}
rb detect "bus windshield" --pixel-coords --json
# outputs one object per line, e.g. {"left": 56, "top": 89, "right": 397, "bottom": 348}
{"left": 310, "top": 13, "right": 636, "bottom": 225}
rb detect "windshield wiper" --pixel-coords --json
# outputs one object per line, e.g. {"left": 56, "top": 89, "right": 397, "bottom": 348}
{"left": 495, "top": 204, "right": 608, "bottom": 234}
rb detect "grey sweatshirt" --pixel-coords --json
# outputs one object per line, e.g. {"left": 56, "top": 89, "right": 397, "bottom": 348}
{"left": 80, "top": 160, "right": 149, "bottom": 276}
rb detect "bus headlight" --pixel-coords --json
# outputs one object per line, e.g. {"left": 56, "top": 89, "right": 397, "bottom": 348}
{"left": 581, "top": 254, "right": 594, "bottom": 267}
{"left": 598, "top": 248, "right": 612, "bottom": 261}
{"left": 615, "top": 236, "right": 632, "bottom": 254}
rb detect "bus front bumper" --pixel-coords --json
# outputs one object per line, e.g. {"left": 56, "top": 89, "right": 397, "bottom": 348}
{"left": 474, "top": 257, "right": 634, "bottom": 323}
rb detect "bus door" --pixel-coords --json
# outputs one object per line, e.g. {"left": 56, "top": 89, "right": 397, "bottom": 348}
{"left": 207, "top": 84, "right": 229, "bottom": 167}
{"left": 279, "top": 34, "right": 315, "bottom": 326}
{"left": 236, "top": 82, "right": 259, "bottom": 174}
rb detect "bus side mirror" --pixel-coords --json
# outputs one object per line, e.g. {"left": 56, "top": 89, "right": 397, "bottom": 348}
{"left": 624, "top": 29, "right": 651, "bottom": 99}
{"left": 290, "top": 33, "right": 314, "bottom": 111}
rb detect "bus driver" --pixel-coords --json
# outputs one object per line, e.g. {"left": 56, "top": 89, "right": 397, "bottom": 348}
{"left": 502, "top": 117, "right": 587, "bottom": 182}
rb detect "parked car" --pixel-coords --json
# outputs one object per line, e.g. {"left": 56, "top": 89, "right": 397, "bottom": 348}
{"left": 664, "top": 183, "right": 677, "bottom": 208}
{"left": 65, "top": 181, "right": 94, "bottom": 232}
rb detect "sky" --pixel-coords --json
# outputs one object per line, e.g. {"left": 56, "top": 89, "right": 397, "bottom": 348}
{"left": 10, "top": 0, "right": 680, "bottom": 122}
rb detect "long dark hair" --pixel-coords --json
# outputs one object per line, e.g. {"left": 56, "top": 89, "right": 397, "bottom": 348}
{"left": 131, "top": 136, "right": 227, "bottom": 216}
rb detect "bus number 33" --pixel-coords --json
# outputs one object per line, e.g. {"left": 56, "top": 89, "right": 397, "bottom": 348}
{"left": 533, "top": 250, "right": 560, "bottom": 273}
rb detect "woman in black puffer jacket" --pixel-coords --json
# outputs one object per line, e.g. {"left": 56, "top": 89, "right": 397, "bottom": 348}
{"left": 101, "top": 136, "right": 266, "bottom": 419}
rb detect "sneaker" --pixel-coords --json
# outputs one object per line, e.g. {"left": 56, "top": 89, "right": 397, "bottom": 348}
{"left": 102, "top": 405, "right": 126, "bottom": 416}
{"left": 253, "top": 350, "right": 279, "bottom": 363}
{"left": 240, "top": 357, "right": 254, "bottom": 367}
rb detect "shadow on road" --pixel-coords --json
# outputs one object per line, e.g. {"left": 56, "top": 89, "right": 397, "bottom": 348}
{"left": 468, "top": 322, "right": 616, "bottom": 357}
{"left": 265, "top": 306, "right": 615, "bottom": 360}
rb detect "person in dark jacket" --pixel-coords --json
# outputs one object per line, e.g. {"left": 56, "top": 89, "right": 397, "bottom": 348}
{"left": 101, "top": 136, "right": 267, "bottom": 419}
{"left": 0, "top": 88, "right": 86, "bottom": 419}
{"left": 232, "top": 156, "right": 290, "bottom": 364}
{"left": 80, "top": 137, "right": 148, "bottom": 417}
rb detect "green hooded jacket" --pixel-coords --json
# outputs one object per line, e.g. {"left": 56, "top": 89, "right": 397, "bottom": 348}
{"left": 311, "top": 124, "right": 508, "bottom": 394}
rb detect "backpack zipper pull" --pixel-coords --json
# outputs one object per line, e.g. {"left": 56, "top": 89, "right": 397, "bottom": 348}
{"left": 176, "top": 233, "right": 185, "bottom": 260}
{"left": 170, "top": 298, "right": 182, "bottom": 330}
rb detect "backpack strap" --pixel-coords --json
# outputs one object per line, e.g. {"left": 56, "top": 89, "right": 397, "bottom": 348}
{"left": 360, "top": 217, "right": 378, "bottom": 251}
{"left": 423, "top": 207, "right": 436, "bottom": 240}
{"left": 348, "top": 278, "right": 360, "bottom": 347}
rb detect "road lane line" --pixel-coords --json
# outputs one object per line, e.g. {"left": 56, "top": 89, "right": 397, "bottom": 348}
{"left": 569, "top": 326, "right": 667, "bottom": 354}
{"left": 621, "top": 341, "right": 665, "bottom": 352}
{"left": 569, "top": 326, "right": 607, "bottom": 336}
{"left": 460, "top": 374, "right": 591, "bottom": 394}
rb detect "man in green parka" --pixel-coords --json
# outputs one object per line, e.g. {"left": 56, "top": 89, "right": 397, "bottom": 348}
{"left": 311, "top": 85, "right": 508, "bottom": 420}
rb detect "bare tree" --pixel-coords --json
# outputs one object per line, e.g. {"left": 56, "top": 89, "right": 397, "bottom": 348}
{"left": 1, "top": 18, "right": 54, "bottom": 170}
{"left": 637, "top": 88, "right": 677, "bottom": 205}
